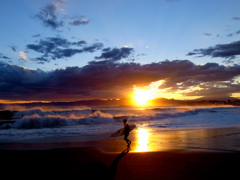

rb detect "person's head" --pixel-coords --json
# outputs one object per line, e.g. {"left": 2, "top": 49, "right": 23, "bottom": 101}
{"left": 123, "top": 119, "right": 127, "bottom": 124}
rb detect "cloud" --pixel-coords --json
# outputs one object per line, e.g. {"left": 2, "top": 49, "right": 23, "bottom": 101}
{"left": 203, "top": 33, "right": 212, "bottom": 36}
{"left": 36, "top": 3, "right": 64, "bottom": 30}
{"left": 19, "top": 51, "right": 27, "bottom": 62}
{"left": 225, "top": 17, "right": 240, "bottom": 37}
{"left": 82, "top": 43, "right": 104, "bottom": 53}
{"left": 0, "top": 53, "right": 11, "bottom": 60}
{"left": 0, "top": 60, "right": 240, "bottom": 101}
{"left": 184, "top": 82, "right": 240, "bottom": 98}
{"left": 187, "top": 40, "right": 240, "bottom": 62}
{"left": 69, "top": 16, "right": 89, "bottom": 26}
{"left": 26, "top": 37, "right": 134, "bottom": 64}
{"left": 232, "top": 17, "right": 240, "bottom": 21}
{"left": 95, "top": 47, "right": 135, "bottom": 61}
{"left": 227, "top": 30, "right": 240, "bottom": 37}
{"left": 26, "top": 37, "right": 102, "bottom": 63}
{"left": 10, "top": 46, "right": 17, "bottom": 52}
{"left": 36, "top": 1, "right": 90, "bottom": 30}
{"left": 0, "top": 62, "right": 48, "bottom": 101}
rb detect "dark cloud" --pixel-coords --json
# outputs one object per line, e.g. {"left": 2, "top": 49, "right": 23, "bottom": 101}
{"left": 10, "top": 46, "right": 17, "bottom": 52}
{"left": 232, "top": 17, "right": 240, "bottom": 21}
{"left": 83, "top": 43, "right": 104, "bottom": 53}
{"left": 225, "top": 17, "right": 240, "bottom": 37}
{"left": 69, "top": 16, "right": 90, "bottom": 26}
{"left": 227, "top": 30, "right": 240, "bottom": 37}
{"left": 35, "top": 2, "right": 90, "bottom": 30}
{"left": 34, "top": 57, "right": 49, "bottom": 64}
{"left": 0, "top": 53, "right": 11, "bottom": 60}
{"left": 0, "top": 60, "right": 240, "bottom": 101}
{"left": 36, "top": 3, "right": 64, "bottom": 30}
{"left": 26, "top": 37, "right": 103, "bottom": 63}
{"left": 187, "top": 40, "right": 240, "bottom": 62}
{"left": 183, "top": 82, "right": 240, "bottom": 99}
{"left": 72, "top": 40, "right": 87, "bottom": 46}
{"left": 203, "top": 33, "right": 212, "bottom": 36}
{"left": 0, "top": 62, "right": 48, "bottom": 101}
{"left": 159, "top": 61, "right": 240, "bottom": 89}
{"left": 95, "top": 47, "right": 135, "bottom": 61}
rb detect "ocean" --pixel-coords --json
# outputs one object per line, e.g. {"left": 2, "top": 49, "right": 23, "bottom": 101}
{"left": 0, "top": 105, "right": 240, "bottom": 142}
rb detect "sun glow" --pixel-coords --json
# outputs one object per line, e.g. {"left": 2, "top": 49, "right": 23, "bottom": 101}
{"left": 133, "top": 89, "right": 152, "bottom": 106}
{"left": 133, "top": 80, "right": 165, "bottom": 106}
{"left": 132, "top": 79, "right": 204, "bottom": 105}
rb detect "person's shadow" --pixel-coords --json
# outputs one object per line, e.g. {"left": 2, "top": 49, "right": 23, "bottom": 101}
{"left": 80, "top": 147, "right": 130, "bottom": 180}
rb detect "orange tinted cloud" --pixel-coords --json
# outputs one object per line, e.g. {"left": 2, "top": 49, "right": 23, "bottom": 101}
{"left": 0, "top": 60, "right": 240, "bottom": 102}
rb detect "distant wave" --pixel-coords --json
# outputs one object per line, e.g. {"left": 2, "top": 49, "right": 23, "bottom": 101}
{"left": 118, "top": 107, "right": 222, "bottom": 122}
{"left": 1, "top": 109, "right": 115, "bottom": 129}
{"left": 1, "top": 106, "right": 240, "bottom": 142}
{"left": 0, "top": 106, "right": 239, "bottom": 130}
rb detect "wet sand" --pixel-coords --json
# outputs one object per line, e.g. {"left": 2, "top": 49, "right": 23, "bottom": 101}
{"left": 1, "top": 147, "right": 240, "bottom": 180}
{"left": 1, "top": 126, "right": 240, "bottom": 152}
{"left": 1, "top": 127, "right": 240, "bottom": 179}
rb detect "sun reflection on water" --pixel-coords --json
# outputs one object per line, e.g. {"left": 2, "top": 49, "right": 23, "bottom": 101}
{"left": 136, "top": 128, "right": 150, "bottom": 152}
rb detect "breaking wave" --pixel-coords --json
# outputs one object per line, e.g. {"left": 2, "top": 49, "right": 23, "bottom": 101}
{"left": 1, "top": 109, "right": 115, "bottom": 129}
{"left": 1, "top": 106, "right": 239, "bottom": 129}
{"left": 1, "top": 105, "right": 240, "bottom": 142}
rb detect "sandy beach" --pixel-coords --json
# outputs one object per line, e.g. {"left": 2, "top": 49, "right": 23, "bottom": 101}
{"left": 1, "top": 126, "right": 240, "bottom": 179}
{"left": 1, "top": 147, "right": 240, "bottom": 180}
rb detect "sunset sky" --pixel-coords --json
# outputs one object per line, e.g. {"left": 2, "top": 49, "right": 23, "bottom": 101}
{"left": 0, "top": 0, "right": 240, "bottom": 103}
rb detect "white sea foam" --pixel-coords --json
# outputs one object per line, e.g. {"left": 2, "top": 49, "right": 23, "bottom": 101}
{"left": 0, "top": 106, "right": 240, "bottom": 142}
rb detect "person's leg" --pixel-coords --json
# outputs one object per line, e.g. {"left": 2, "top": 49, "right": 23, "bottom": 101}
{"left": 124, "top": 134, "right": 131, "bottom": 147}
{"left": 124, "top": 135, "right": 128, "bottom": 143}
{"left": 127, "top": 138, "right": 131, "bottom": 146}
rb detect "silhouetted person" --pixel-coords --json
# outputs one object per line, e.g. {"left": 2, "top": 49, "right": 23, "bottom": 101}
{"left": 123, "top": 119, "right": 131, "bottom": 147}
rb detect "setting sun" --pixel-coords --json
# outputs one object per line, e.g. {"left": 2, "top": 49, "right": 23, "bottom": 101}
{"left": 133, "top": 80, "right": 165, "bottom": 106}
{"left": 133, "top": 89, "right": 152, "bottom": 106}
{"left": 132, "top": 79, "right": 203, "bottom": 106}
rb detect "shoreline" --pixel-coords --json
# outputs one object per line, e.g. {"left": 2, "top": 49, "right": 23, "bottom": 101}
{"left": 1, "top": 126, "right": 240, "bottom": 152}
{"left": 1, "top": 126, "right": 240, "bottom": 179}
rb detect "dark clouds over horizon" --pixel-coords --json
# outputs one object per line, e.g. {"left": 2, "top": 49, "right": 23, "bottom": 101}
{"left": 0, "top": 59, "right": 240, "bottom": 102}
